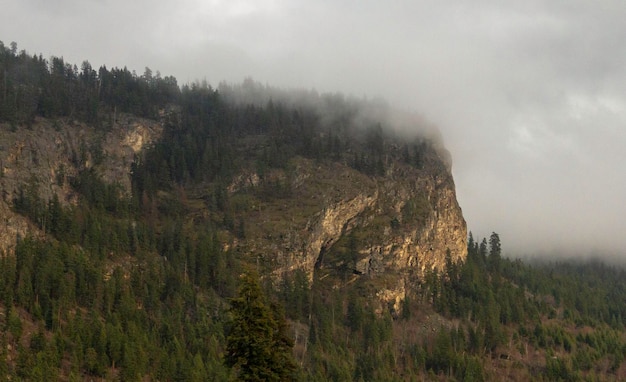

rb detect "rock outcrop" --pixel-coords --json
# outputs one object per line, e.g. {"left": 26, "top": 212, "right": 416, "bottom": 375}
{"left": 232, "top": 143, "right": 467, "bottom": 310}
{"left": 0, "top": 113, "right": 466, "bottom": 312}
{"left": 0, "top": 116, "right": 162, "bottom": 254}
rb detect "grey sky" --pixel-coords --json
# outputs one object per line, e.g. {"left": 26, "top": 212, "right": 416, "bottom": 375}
{"left": 3, "top": 0, "right": 626, "bottom": 257}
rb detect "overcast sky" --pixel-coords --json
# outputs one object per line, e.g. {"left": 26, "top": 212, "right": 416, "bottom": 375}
{"left": 3, "top": 0, "right": 626, "bottom": 257}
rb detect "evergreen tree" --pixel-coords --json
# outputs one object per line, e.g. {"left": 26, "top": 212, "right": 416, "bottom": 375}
{"left": 488, "top": 232, "right": 502, "bottom": 274}
{"left": 225, "top": 271, "right": 297, "bottom": 381}
{"left": 478, "top": 238, "right": 488, "bottom": 266}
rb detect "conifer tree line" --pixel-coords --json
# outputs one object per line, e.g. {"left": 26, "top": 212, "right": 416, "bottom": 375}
{"left": 0, "top": 41, "right": 178, "bottom": 125}
{"left": 2, "top": 42, "right": 626, "bottom": 380}
{"left": 1, "top": 40, "right": 433, "bottom": 193}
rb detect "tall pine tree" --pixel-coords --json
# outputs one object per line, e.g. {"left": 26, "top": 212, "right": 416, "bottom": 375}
{"left": 225, "top": 271, "right": 297, "bottom": 381}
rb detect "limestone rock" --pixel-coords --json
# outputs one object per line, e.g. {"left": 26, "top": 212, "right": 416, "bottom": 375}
{"left": 233, "top": 143, "right": 467, "bottom": 310}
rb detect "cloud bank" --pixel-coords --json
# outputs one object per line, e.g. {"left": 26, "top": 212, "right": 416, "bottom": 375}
{"left": 2, "top": 0, "right": 626, "bottom": 257}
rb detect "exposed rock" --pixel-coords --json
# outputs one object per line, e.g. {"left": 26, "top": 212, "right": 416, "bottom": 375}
{"left": 302, "top": 192, "right": 378, "bottom": 277}
{"left": 232, "top": 144, "right": 467, "bottom": 311}
{"left": 100, "top": 115, "right": 163, "bottom": 193}
{"left": 0, "top": 114, "right": 466, "bottom": 314}
{"left": 0, "top": 115, "right": 162, "bottom": 254}
{"left": 0, "top": 198, "right": 32, "bottom": 256}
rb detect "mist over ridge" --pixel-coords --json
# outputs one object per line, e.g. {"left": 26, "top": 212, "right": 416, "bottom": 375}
{"left": 3, "top": 2, "right": 626, "bottom": 380}
{"left": 3, "top": 0, "right": 626, "bottom": 259}
{"left": 216, "top": 78, "right": 451, "bottom": 167}
{"left": 218, "top": 78, "right": 443, "bottom": 138}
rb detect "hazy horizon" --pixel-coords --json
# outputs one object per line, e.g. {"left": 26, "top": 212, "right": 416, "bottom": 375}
{"left": 2, "top": 0, "right": 626, "bottom": 258}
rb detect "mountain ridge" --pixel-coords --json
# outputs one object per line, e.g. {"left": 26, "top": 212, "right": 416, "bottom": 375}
{"left": 0, "top": 39, "right": 468, "bottom": 319}
{"left": 2, "top": 42, "right": 626, "bottom": 382}
{"left": 0, "top": 42, "right": 474, "bottom": 380}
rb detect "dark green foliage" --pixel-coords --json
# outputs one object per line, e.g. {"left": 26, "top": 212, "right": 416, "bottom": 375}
{"left": 280, "top": 269, "right": 310, "bottom": 322}
{"left": 4, "top": 169, "right": 233, "bottom": 380}
{"left": 226, "top": 271, "right": 297, "bottom": 381}
{"left": 0, "top": 41, "right": 179, "bottom": 125}
{"left": 487, "top": 232, "right": 501, "bottom": 274}
{"left": 409, "top": 232, "right": 626, "bottom": 379}
{"left": 5, "top": 42, "right": 626, "bottom": 381}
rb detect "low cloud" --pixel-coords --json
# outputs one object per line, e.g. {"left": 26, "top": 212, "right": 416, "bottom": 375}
{"left": 2, "top": 0, "right": 626, "bottom": 257}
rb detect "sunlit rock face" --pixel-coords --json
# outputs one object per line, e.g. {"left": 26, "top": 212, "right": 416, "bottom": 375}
{"left": 0, "top": 112, "right": 466, "bottom": 313}
{"left": 235, "top": 141, "right": 467, "bottom": 311}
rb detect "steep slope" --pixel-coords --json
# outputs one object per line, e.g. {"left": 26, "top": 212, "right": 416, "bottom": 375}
{"left": 0, "top": 105, "right": 466, "bottom": 312}
{"left": 0, "top": 41, "right": 470, "bottom": 379}
{"left": 227, "top": 142, "right": 466, "bottom": 310}
{"left": 0, "top": 115, "right": 162, "bottom": 254}
{"left": 2, "top": 44, "right": 626, "bottom": 381}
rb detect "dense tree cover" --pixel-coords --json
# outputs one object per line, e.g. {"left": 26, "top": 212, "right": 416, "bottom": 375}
{"left": 226, "top": 271, "right": 297, "bottom": 381}
{"left": 3, "top": 44, "right": 626, "bottom": 380}
{"left": 130, "top": 82, "right": 399, "bottom": 201}
{"left": 0, "top": 41, "right": 179, "bottom": 126}
{"left": 2, "top": 171, "right": 238, "bottom": 380}
{"left": 411, "top": 232, "right": 626, "bottom": 380}
{"left": 298, "top": 231, "right": 626, "bottom": 381}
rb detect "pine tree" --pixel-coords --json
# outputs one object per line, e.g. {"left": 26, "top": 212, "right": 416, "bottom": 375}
{"left": 488, "top": 232, "right": 502, "bottom": 274}
{"left": 225, "top": 271, "right": 297, "bottom": 381}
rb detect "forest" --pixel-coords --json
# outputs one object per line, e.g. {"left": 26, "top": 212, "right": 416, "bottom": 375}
{"left": 1, "top": 41, "right": 626, "bottom": 381}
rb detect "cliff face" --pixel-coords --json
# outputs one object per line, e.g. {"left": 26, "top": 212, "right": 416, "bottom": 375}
{"left": 0, "top": 113, "right": 466, "bottom": 311}
{"left": 0, "top": 116, "right": 162, "bottom": 254}
{"left": 232, "top": 143, "right": 467, "bottom": 310}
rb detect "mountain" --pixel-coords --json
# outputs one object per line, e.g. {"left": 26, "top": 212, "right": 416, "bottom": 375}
{"left": 0, "top": 113, "right": 162, "bottom": 251}
{"left": 2, "top": 42, "right": 626, "bottom": 382}
{"left": 0, "top": 42, "right": 468, "bottom": 379}
{"left": 0, "top": 58, "right": 467, "bottom": 312}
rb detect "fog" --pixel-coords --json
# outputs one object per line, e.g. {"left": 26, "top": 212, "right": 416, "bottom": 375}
{"left": 217, "top": 79, "right": 444, "bottom": 145}
{"left": 2, "top": 0, "right": 626, "bottom": 258}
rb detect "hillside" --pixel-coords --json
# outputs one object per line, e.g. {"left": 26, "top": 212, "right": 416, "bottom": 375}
{"left": 1, "top": 42, "right": 626, "bottom": 381}
{"left": 0, "top": 44, "right": 467, "bottom": 309}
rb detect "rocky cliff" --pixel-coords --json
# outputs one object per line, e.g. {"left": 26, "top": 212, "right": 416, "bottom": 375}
{"left": 229, "top": 140, "right": 467, "bottom": 311}
{"left": 0, "top": 111, "right": 466, "bottom": 311}
{"left": 0, "top": 115, "right": 162, "bottom": 254}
